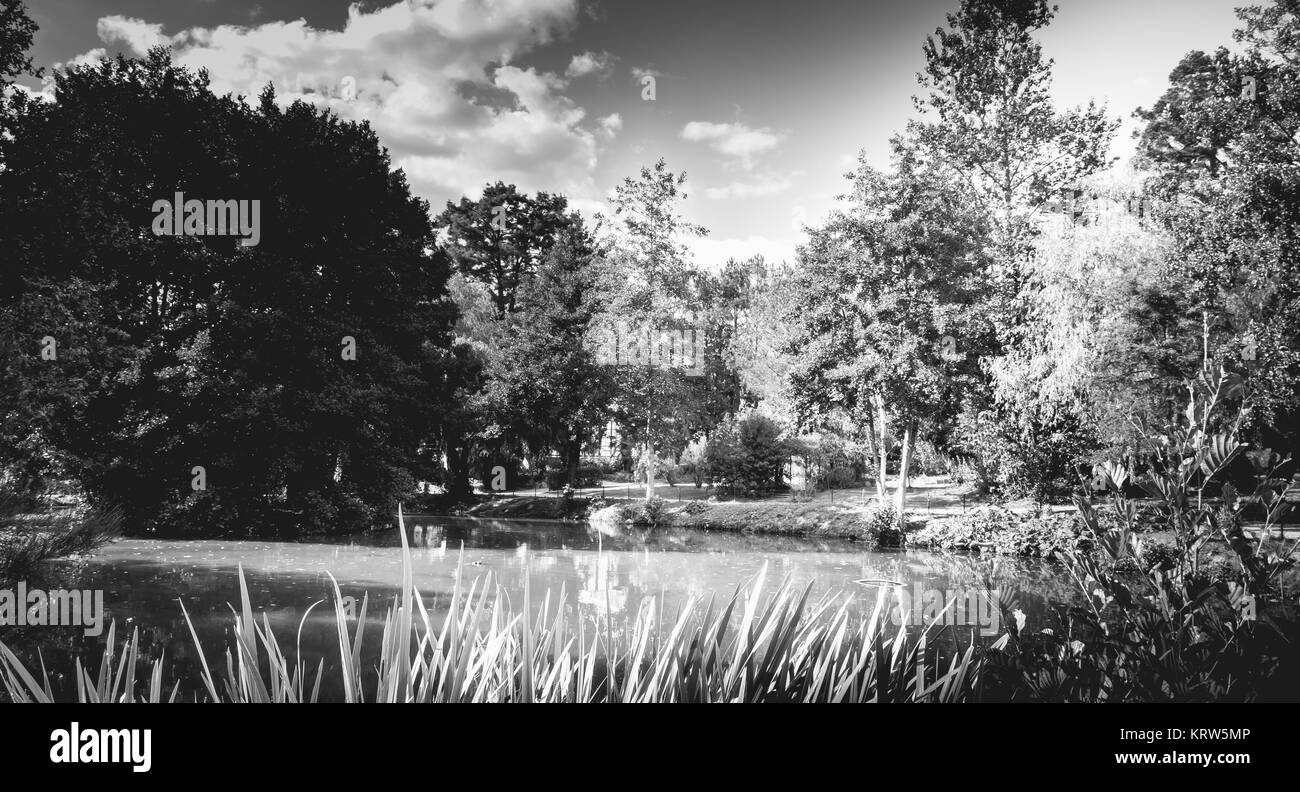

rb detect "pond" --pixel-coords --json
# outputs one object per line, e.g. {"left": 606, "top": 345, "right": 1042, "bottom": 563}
{"left": 0, "top": 516, "right": 1080, "bottom": 700}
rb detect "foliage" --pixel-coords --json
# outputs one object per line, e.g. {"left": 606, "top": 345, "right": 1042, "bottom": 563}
{"left": 861, "top": 504, "right": 906, "bottom": 548}
{"left": 703, "top": 414, "right": 790, "bottom": 494}
{"left": 627, "top": 496, "right": 670, "bottom": 528}
{"left": 0, "top": 0, "right": 38, "bottom": 94}
{"left": 909, "top": 0, "right": 1117, "bottom": 272}
{"left": 0, "top": 498, "right": 122, "bottom": 581}
{"left": 986, "top": 364, "right": 1300, "bottom": 701}
{"left": 600, "top": 159, "right": 710, "bottom": 487}
{"left": 0, "top": 51, "right": 456, "bottom": 535}
{"left": 485, "top": 227, "right": 615, "bottom": 487}
{"left": 1133, "top": 3, "right": 1300, "bottom": 459}
{"left": 434, "top": 183, "right": 576, "bottom": 318}
{"left": 954, "top": 405, "right": 1097, "bottom": 501}
{"left": 544, "top": 463, "right": 603, "bottom": 491}
{"left": 906, "top": 505, "right": 1081, "bottom": 559}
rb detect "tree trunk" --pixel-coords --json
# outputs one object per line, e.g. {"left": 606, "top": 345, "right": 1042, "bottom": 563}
{"left": 644, "top": 439, "right": 655, "bottom": 500}
{"left": 644, "top": 390, "right": 655, "bottom": 500}
{"left": 445, "top": 441, "right": 473, "bottom": 500}
{"left": 874, "top": 395, "right": 889, "bottom": 501}
{"left": 893, "top": 422, "right": 916, "bottom": 530}
{"left": 565, "top": 429, "right": 581, "bottom": 487}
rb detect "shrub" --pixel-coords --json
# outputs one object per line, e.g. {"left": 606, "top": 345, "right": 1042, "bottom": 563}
{"left": 704, "top": 414, "right": 790, "bottom": 493}
{"left": 862, "top": 504, "right": 905, "bottom": 547}
{"left": 906, "top": 506, "right": 1080, "bottom": 558}
{"left": 987, "top": 365, "right": 1300, "bottom": 701}
{"left": 953, "top": 407, "right": 1097, "bottom": 501}
{"left": 627, "top": 496, "right": 669, "bottom": 528}
{"left": 818, "top": 465, "right": 857, "bottom": 490}
{"left": 544, "top": 463, "right": 602, "bottom": 490}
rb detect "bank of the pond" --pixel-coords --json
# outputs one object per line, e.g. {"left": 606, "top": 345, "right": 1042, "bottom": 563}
{"left": 0, "top": 501, "right": 121, "bottom": 581}
{"left": 658, "top": 500, "right": 896, "bottom": 540}
{"left": 452, "top": 493, "right": 1022, "bottom": 547}
{"left": 450, "top": 493, "right": 903, "bottom": 540}
{"left": 447, "top": 494, "right": 1299, "bottom": 578}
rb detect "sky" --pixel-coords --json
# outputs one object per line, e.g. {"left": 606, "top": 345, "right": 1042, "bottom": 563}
{"left": 18, "top": 0, "right": 1251, "bottom": 269}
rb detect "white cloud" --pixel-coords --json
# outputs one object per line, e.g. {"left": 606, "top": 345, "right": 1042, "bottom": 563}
{"left": 63, "top": 1, "right": 606, "bottom": 206}
{"left": 598, "top": 112, "right": 623, "bottom": 139}
{"left": 97, "top": 16, "right": 168, "bottom": 54}
{"left": 703, "top": 175, "right": 792, "bottom": 200}
{"left": 566, "top": 51, "right": 615, "bottom": 79}
{"left": 50, "top": 48, "right": 107, "bottom": 75}
{"left": 681, "top": 121, "right": 783, "bottom": 169}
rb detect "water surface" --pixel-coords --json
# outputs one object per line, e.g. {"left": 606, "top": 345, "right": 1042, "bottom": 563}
{"left": 2, "top": 516, "right": 1076, "bottom": 700}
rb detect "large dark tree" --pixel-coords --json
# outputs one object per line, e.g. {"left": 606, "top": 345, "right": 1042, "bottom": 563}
{"left": 0, "top": 0, "right": 37, "bottom": 89}
{"left": 435, "top": 183, "right": 575, "bottom": 318}
{"left": 0, "top": 50, "right": 456, "bottom": 534}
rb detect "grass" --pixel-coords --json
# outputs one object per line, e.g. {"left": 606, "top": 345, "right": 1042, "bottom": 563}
{"left": 664, "top": 499, "right": 888, "bottom": 539}
{"left": 0, "top": 496, "right": 122, "bottom": 582}
{"left": 0, "top": 506, "right": 980, "bottom": 703}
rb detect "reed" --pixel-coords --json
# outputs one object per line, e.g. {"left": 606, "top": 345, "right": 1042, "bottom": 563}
{"left": 0, "top": 507, "right": 980, "bottom": 703}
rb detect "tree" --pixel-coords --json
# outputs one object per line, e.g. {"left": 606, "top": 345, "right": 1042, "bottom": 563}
{"left": 605, "top": 159, "right": 707, "bottom": 499}
{"left": 0, "top": 50, "right": 457, "bottom": 534}
{"left": 789, "top": 151, "right": 991, "bottom": 525}
{"left": 726, "top": 257, "right": 799, "bottom": 422}
{"left": 435, "top": 183, "right": 575, "bottom": 318}
{"left": 1134, "top": 0, "right": 1300, "bottom": 459}
{"left": 703, "top": 413, "right": 789, "bottom": 494}
{"left": 486, "top": 226, "right": 615, "bottom": 486}
{"left": 979, "top": 181, "right": 1179, "bottom": 498}
{"left": 908, "top": 0, "right": 1117, "bottom": 327}
{"left": 899, "top": 0, "right": 1119, "bottom": 501}
{"left": 0, "top": 0, "right": 38, "bottom": 91}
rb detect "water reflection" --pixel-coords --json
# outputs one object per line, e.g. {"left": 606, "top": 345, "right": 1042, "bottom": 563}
{"left": 0, "top": 515, "right": 1079, "bottom": 700}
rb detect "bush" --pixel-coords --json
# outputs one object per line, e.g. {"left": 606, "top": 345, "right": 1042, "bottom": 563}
{"left": 906, "top": 506, "right": 1081, "bottom": 558}
{"left": 953, "top": 407, "right": 1097, "bottom": 501}
{"left": 544, "top": 463, "right": 603, "bottom": 490}
{"left": 987, "top": 366, "right": 1300, "bottom": 701}
{"left": 862, "top": 504, "right": 905, "bottom": 547}
{"left": 789, "top": 430, "right": 867, "bottom": 492}
{"left": 818, "top": 465, "right": 857, "bottom": 490}
{"left": 703, "top": 414, "right": 790, "bottom": 493}
{"left": 628, "top": 496, "right": 669, "bottom": 528}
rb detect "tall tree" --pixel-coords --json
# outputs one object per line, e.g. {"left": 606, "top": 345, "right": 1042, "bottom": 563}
{"left": 435, "top": 183, "right": 575, "bottom": 318}
{"left": 908, "top": 0, "right": 1117, "bottom": 323}
{"left": 605, "top": 159, "right": 707, "bottom": 499}
{"left": 0, "top": 50, "right": 456, "bottom": 534}
{"left": 0, "top": 0, "right": 37, "bottom": 91}
{"left": 1134, "top": 0, "right": 1300, "bottom": 457}
{"left": 486, "top": 226, "right": 615, "bottom": 486}
{"left": 790, "top": 152, "right": 991, "bottom": 523}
